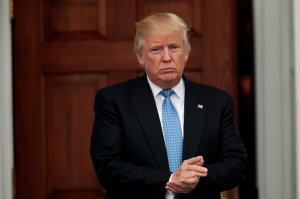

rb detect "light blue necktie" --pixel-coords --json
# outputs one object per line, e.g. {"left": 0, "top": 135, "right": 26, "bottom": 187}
{"left": 160, "top": 89, "right": 183, "bottom": 172}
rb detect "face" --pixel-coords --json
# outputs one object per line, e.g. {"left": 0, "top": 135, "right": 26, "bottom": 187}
{"left": 136, "top": 33, "right": 189, "bottom": 89}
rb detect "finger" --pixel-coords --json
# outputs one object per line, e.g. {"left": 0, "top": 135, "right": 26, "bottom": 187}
{"left": 172, "top": 175, "right": 199, "bottom": 185}
{"left": 178, "top": 177, "right": 200, "bottom": 185}
{"left": 166, "top": 186, "right": 190, "bottom": 194}
{"left": 180, "top": 170, "right": 207, "bottom": 179}
{"left": 167, "top": 181, "right": 196, "bottom": 193}
{"left": 194, "top": 156, "right": 204, "bottom": 166}
{"left": 179, "top": 166, "right": 207, "bottom": 178}
{"left": 184, "top": 156, "right": 202, "bottom": 165}
{"left": 166, "top": 184, "right": 189, "bottom": 193}
{"left": 168, "top": 177, "right": 199, "bottom": 187}
{"left": 165, "top": 185, "right": 176, "bottom": 193}
{"left": 166, "top": 182, "right": 183, "bottom": 193}
{"left": 172, "top": 166, "right": 207, "bottom": 184}
{"left": 194, "top": 167, "right": 208, "bottom": 176}
{"left": 184, "top": 164, "right": 208, "bottom": 173}
{"left": 184, "top": 156, "right": 206, "bottom": 168}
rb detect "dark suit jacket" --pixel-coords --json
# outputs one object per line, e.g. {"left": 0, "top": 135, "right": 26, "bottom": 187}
{"left": 90, "top": 74, "right": 247, "bottom": 199}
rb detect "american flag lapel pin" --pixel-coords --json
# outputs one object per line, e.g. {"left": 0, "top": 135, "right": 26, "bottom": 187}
{"left": 197, "top": 104, "right": 203, "bottom": 109}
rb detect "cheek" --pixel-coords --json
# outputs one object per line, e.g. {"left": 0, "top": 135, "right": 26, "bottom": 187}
{"left": 175, "top": 56, "right": 187, "bottom": 67}
{"left": 178, "top": 51, "right": 189, "bottom": 62}
{"left": 146, "top": 57, "right": 160, "bottom": 67}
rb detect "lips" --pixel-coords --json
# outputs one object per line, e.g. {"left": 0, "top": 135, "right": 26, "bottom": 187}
{"left": 161, "top": 67, "right": 176, "bottom": 73}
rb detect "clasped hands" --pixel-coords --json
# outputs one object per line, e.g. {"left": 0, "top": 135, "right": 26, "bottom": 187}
{"left": 166, "top": 156, "right": 208, "bottom": 194}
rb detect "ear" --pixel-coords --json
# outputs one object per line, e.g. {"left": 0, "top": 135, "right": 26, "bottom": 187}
{"left": 135, "top": 52, "right": 145, "bottom": 66}
{"left": 184, "top": 53, "right": 189, "bottom": 62}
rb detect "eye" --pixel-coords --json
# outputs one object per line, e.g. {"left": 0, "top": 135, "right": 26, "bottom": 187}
{"left": 169, "top": 44, "right": 180, "bottom": 52}
{"left": 150, "top": 47, "right": 161, "bottom": 55}
{"left": 151, "top": 48, "right": 159, "bottom": 52}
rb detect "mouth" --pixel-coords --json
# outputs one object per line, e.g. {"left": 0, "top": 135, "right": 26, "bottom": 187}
{"left": 161, "top": 67, "right": 176, "bottom": 73}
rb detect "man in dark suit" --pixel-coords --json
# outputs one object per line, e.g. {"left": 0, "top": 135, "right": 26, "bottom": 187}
{"left": 90, "top": 13, "right": 247, "bottom": 199}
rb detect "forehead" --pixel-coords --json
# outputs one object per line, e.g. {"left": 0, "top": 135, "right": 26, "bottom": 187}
{"left": 143, "top": 33, "right": 184, "bottom": 46}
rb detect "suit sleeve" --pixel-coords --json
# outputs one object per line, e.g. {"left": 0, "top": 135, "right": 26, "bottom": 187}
{"left": 90, "top": 90, "right": 170, "bottom": 195}
{"left": 193, "top": 94, "right": 247, "bottom": 195}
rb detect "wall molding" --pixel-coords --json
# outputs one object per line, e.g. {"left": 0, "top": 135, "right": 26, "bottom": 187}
{"left": 294, "top": 0, "right": 300, "bottom": 198}
{"left": 253, "top": 0, "right": 296, "bottom": 198}
{"left": 0, "top": 0, "right": 14, "bottom": 198}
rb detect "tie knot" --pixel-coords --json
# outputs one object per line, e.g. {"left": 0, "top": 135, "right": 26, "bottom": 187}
{"left": 160, "top": 89, "right": 175, "bottom": 98}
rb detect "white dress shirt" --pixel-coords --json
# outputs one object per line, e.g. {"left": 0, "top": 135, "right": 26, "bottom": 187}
{"left": 147, "top": 76, "right": 185, "bottom": 199}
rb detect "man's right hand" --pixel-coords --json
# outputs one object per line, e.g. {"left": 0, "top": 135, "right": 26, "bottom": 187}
{"left": 165, "top": 156, "right": 208, "bottom": 193}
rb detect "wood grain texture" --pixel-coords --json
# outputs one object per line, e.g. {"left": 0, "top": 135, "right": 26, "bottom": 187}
{"left": 13, "top": 0, "right": 238, "bottom": 198}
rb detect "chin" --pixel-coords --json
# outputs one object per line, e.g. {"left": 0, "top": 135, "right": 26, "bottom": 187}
{"left": 161, "top": 75, "right": 180, "bottom": 86}
{"left": 161, "top": 74, "right": 176, "bottom": 81}
{"left": 162, "top": 71, "right": 178, "bottom": 78}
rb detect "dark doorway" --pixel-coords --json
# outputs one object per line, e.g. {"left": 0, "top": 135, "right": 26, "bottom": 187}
{"left": 237, "top": 0, "right": 257, "bottom": 198}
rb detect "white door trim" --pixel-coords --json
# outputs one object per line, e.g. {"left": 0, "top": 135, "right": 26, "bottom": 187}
{"left": 253, "top": 0, "right": 296, "bottom": 198}
{"left": 0, "top": 0, "right": 14, "bottom": 198}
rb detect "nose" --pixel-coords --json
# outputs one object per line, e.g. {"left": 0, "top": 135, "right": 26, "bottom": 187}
{"left": 162, "top": 47, "right": 171, "bottom": 62}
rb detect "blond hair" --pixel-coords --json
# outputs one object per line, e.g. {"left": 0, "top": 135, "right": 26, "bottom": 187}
{"left": 134, "top": 13, "right": 191, "bottom": 53}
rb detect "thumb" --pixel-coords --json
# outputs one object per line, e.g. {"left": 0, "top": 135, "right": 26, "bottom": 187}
{"left": 185, "top": 156, "right": 204, "bottom": 165}
{"left": 194, "top": 156, "right": 204, "bottom": 166}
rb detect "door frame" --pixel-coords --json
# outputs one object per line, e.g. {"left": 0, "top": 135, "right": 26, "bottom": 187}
{"left": 254, "top": 0, "right": 297, "bottom": 198}
{"left": 0, "top": 0, "right": 14, "bottom": 198}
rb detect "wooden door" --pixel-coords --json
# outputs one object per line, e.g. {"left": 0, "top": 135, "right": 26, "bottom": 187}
{"left": 13, "top": 1, "right": 238, "bottom": 198}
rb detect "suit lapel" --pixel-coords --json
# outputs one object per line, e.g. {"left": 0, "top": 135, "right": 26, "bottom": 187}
{"left": 183, "top": 79, "right": 206, "bottom": 160}
{"left": 129, "top": 75, "right": 169, "bottom": 170}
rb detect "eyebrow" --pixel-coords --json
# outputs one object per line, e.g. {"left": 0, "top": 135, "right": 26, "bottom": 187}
{"left": 149, "top": 43, "right": 181, "bottom": 48}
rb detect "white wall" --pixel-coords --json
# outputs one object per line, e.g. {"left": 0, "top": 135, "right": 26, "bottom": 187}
{"left": 294, "top": 0, "right": 300, "bottom": 198}
{"left": 0, "top": 0, "right": 14, "bottom": 198}
{"left": 253, "top": 0, "right": 297, "bottom": 198}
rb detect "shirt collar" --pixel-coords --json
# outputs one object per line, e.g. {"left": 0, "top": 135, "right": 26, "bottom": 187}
{"left": 147, "top": 76, "right": 185, "bottom": 99}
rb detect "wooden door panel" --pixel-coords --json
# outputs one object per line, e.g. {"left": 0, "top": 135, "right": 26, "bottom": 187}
{"left": 41, "top": 41, "right": 138, "bottom": 72}
{"left": 107, "top": 0, "right": 136, "bottom": 40}
{"left": 14, "top": 0, "right": 238, "bottom": 198}
{"left": 44, "top": 73, "right": 141, "bottom": 198}
{"left": 43, "top": 0, "right": 107, "bottom": 40}
{"left": 201, "top": 1, "right": 238, "bottom": 96}
{"left": 45, "top": 75, "right": 105, "bottom": 197}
